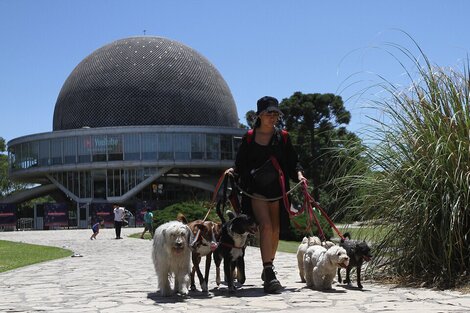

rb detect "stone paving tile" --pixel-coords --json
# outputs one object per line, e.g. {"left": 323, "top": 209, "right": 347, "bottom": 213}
{"left": 1, "top": 228, "right": 469, "bottom": 312}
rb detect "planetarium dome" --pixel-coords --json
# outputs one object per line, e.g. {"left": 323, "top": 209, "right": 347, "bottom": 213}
{"left": 53, "top": 36, "right": 238, "bottom": 130}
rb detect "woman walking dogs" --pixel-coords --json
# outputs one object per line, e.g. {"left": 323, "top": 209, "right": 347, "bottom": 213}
{"left": 226, "top": 96, "right": 305, "bottom": 293}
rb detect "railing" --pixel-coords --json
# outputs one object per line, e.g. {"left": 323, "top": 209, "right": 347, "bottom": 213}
{"left": 17, "top": 218, "right": 34, "bottom": 230}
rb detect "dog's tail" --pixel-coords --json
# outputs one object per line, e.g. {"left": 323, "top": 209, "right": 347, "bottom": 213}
{"left": 176, "top": 213, "right": 188, "bottom": 224}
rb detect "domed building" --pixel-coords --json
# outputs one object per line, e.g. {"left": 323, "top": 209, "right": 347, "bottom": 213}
{"left": 4, "top": 36, "right": 244, "bottom": 228}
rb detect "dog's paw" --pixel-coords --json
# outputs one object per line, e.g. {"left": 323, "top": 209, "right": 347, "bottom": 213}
{"left": 178, "top": 287, "right": 189, "bottom": 295}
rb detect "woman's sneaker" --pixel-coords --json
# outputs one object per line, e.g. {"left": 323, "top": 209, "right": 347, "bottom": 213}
{"left": 263, "top": 267, "right": 282, "bottom": 293}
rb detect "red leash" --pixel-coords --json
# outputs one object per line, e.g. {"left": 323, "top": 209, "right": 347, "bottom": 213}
{"left": 190, "top": 171, "right": 227, "bottom": 248}
{"left": 310, "top": 196, "right": 345, "bottom": 240}
{"left": 270, "top": 156, "right": 344, "bottom": 240}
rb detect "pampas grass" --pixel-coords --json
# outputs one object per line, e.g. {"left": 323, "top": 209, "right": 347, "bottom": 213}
{"left": 329, "top": 38, "right": 470, "bottom": 288}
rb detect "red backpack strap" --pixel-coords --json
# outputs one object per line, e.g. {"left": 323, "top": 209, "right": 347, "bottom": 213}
{"left": 247, "top": 129, "right": 287, "bottom": 144}
{"left": 280, "top": 129, "right": 288, "bottom": 144}
{"left": 246, "top": 129, "right": 254, "bottom": 144}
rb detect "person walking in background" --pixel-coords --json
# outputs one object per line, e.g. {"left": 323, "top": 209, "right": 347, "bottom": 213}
{"left": 90, "top": 218, "right": 104, "bottom": 240}
{"left": 113, "top": 204, "right": 126, "bottom": 239}
{"left": 140, "top": 208, "right": 154, "bottom": 239}
{"left": 226, "top": 96, "right": 305, "bottom": 293}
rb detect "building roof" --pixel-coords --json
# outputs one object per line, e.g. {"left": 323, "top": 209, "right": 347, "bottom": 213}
{"left": 53, "top": 36, "right": 238, "bottom": 130}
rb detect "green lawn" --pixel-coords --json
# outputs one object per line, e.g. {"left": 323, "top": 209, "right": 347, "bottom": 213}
{"left": 0, "top": 240, "right": 73, "bottom": 273}
{"left": 129, "top": 232, "right": 152, "bottom": 240}
{"left": 277, "top": 225, "right": 389, "bottom": 254}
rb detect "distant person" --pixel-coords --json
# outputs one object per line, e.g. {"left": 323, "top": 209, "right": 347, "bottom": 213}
{"left": 113, "top": 204, "right": 126, "bottom": 239}
{"left": 90, "top": 219, "right": 104, "bottom": 240}
{"left": 140, "top": 209, "right": 154, "bottom": 239}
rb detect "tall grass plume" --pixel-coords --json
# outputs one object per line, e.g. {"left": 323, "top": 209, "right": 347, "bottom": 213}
{"left": 329, "top": 40, "right": 470, "bottom": 289}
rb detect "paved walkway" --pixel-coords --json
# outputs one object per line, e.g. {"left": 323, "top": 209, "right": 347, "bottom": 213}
{"left": 0, "top": 228, "right": 469, "bottom": 313}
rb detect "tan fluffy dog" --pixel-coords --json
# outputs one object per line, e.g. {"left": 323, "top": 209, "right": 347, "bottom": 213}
{"left": 152, "top": 221, "right": 193, "bottom": 296}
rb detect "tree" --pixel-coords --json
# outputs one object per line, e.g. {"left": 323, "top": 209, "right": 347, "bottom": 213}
{"left": 0, "top": 137, "right": 10, "bottom": 198}
{"left": 244, "top": 111, "right": 257, "bottom": 129}
{"left": 0, "top": 137, "right": 30, "bottom": 199}
{"left": 279, "top": 92, "right": 353, "bottom": 201}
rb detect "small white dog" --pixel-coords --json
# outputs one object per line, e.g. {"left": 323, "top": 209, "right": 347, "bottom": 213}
{"left": 303, "top": 245, "right": 349, "bottom": 290}
{"left": 296, "top": 236, "right": 336, "bottom": 282}
{"left": 296, "top": 236, "right": 321, "bottom": 282}
{"left": 152, "top": 221, "right": 193, "bottom": 296}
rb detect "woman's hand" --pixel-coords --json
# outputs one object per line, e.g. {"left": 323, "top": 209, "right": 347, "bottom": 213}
{"left": 225, "top": 168, "right": 234, "bottom": 176}
{"left": 298, "top": 171, "right": 307, "bottom": 183}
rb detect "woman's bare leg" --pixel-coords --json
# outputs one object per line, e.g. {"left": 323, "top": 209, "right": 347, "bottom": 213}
{"left": 252, "top": 198, "right": 280, "bottom": 263}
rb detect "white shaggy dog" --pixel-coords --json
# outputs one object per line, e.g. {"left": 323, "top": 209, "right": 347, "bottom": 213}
{"left": 152, "top": 221, "right": 193, "bottom": 296}
{"left": 303, "top": 245, "right": 349, "bottom": 290}
{"left": 296, "top": 236, "right": 321, "bottom": 282}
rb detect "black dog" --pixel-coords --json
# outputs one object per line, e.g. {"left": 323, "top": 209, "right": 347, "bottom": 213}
{"left": 337, "top": 232, "right": 372, "bottom": 289}
{"left": 213, "top": 210, "right": 257, "bottom": 292}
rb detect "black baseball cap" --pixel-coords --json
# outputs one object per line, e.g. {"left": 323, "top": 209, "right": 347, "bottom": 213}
{"left": 256, "top": 96, "right": 282, "bottom": 115}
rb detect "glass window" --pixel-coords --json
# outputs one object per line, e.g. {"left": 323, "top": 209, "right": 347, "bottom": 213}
{"left": 107, "top": 134, "right": 123, "bottom": 161}
{"left": 67, "top": 172, "right": 75, "bottom": 194}
{"left": 158, "top": 134, "right": 173, "bottom": 160}
{"left": 29, "top": 142, "right": 39, "bottom": 168}
{"left": 78, "top": 136, "right": 92, "bottom": 163}
{"left": 8, "top": 146, "right": 18, "bottom": 170}
{"left": 50, "top": 139, "right": 63, "bottom": 165}
{"left": 79, "top": 171, "right": 92, "bottom": 198}
{"left": 206, "top": 134, "right": 219, "bottom": 160}
{"left": 92, "top": 135, "right": 107, "bottom": 162}
{"left": 123, "top": 133, "right": 140, "bottom": 161}
{"left": 92, "top": 170, "right": 107, "bottom": 199}
{"left": 191, "top": 134, "right": 204, "bottom": 159}
{"left": 142, "top": 133, "right": 157, "bottom": 160}
{"left": 221, "top": 135, "right": 233, "bottom": 160}
{"left": 63, "top": 137, "right": 77, "bottom": 164}
{"left": 107, "top": 169, "right": 121, "bottom": 197}
{"left": 38, "top": 140, "right": 49, "bottom": 166}
{"left": 174, "top": 134, "right": 190, "bottom": 160}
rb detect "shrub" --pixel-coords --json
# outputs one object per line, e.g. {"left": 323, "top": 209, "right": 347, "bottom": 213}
{"left": 152, "top": 201, "right": 219, "bottom": 228}
{"left": 331, "top": 38, "right": 470, "bottom": 288}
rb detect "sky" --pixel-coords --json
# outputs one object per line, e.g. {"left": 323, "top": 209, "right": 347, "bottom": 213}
{"left": 1, "top": 0, "right": 470, "bottom": 144}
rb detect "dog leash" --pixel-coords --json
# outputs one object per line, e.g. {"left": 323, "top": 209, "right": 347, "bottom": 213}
{"left": 190, "top": 170, "right": 228, "bottom": 250}
{"left": 270, "top": 157, "right": 345, "bottom": 240}
{"left": 309, "top": 194, "right": 345, "bottom": 241}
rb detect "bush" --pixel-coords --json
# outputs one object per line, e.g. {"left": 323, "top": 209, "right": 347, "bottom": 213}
{"left": 330, "top": 39, "right": 470, "bottom": 288}
{"left": 152, "top": 201, "right": 219, "bottom": 228}
{"left": 285, "top": 182, "right": 334, "bottom": 241}
{"left": 286, "top": 210, "right": 334, "bottom": 241}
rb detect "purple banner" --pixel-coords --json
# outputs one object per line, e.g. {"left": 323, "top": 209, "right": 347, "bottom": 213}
{"left": 90, "top": 203, "right": 114, "bottom": 227}
{"left": 0, "top": 204, "right": 17, "bottom": 226}
{"left": 44, "top": 203, "right": 69, "bottom": 227}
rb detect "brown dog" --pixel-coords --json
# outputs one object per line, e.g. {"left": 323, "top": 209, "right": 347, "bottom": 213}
{"left": 186, "top": 219, "right": 221, "bottom": 292}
